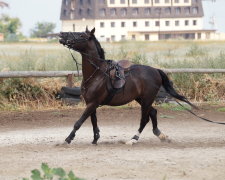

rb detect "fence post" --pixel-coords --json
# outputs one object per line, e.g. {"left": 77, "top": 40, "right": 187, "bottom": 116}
{"left": 67, "top": 74, "right": 74, "bottom": 87}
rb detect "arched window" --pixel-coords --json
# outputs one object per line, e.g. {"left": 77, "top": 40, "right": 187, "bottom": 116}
{"left": 165, "top": 7, "right": 171, "bottom": 15}
{"left": 121, "top": 8, "right": 127, "bottom": 16}
{"left": 110, "top": 8, "right": 117, "bottom": 16}
{"left": 144, "top": 8, "right": 151, "bottom": 15}
{"left": 132, "top": 8, "right": 139, "bottom": 16}
{"left": 99, "top": 8, "right": 106, "bottom": 16}
{"left": 175, "top": 7, "right": 181, "bottom": 15}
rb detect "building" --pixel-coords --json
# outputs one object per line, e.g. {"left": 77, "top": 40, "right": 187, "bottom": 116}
{"left": 60, "top": 0, "right": 216, "bottom": 41}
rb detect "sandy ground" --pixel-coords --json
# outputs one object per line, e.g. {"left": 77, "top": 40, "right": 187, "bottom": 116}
{"left": 0, "top": 106, "right": 225, "bottom": 180}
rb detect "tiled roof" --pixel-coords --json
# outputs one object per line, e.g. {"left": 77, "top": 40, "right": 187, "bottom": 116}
{"left": 60, "top": 0, "right": 204, "bottom": 20}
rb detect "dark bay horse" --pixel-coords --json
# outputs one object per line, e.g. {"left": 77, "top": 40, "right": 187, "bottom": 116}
{"left": 59, "top": 28, "right": 195, "bottom": 145}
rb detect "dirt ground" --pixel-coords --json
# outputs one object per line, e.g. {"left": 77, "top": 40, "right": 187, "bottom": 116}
{"left": 0, "top": 106, "right": 225, "bottom": 180}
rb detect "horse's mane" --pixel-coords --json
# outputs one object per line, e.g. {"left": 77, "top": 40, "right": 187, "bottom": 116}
{"left": 92, "top": 36, "right": 105, "bottom": 60}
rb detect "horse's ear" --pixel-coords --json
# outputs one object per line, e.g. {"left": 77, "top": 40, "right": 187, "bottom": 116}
{"left": 85, "top": 26, "right": 89, "bottom": 32}
{"left": 90, "top": 27, "right": 95, "bottom": 35}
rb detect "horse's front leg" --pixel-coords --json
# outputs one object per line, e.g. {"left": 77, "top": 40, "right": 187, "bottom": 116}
{"left": 91, "top": 110, "right": 100, "bottom": 145}
{"left": 65, "top": 103, "right": 98, "bottom": 144}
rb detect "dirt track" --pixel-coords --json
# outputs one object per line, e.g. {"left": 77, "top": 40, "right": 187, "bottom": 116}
{"left": 0, "top": 107, "right": 225, "bottom": 180}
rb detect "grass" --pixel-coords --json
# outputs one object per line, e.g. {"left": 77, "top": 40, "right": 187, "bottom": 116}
{"left": 0, "top": 40, "right": 225, "bottom": 110}
{"left": 217, "top": 107, "right": 225, "bottom": 112}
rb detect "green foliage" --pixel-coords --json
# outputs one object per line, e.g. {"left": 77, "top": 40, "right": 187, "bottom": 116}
{"left": 23, "top": 163, "right": 83, "bottom": 180}
{"left": 217, "top": 107, "right": 225, "bottom": 112}
{"left": 30, "top": 22, "right": 56, "bottom": 38}
{"left": 0, "top": 78, "right": 44, "bottom": 102}
{"left": 0, "top": 14, "right": 22, "bottom": 41}
{"left": 159, "top": 103, "right": 191, "bottom": 111}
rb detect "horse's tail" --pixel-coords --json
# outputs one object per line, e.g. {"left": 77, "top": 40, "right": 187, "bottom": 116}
{"left": 157, "top": 69, "right": 197, "bottom": 109}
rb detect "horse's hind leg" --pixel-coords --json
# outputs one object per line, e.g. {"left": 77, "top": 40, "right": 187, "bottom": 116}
{"left": 91, "top": 110, "right": 100, "bottom": 145}
{"left": 149, "top": 107, "right": 170, "bottom": 142}
{"left": 126, "top": 104, "right": 150, "bottom": 145}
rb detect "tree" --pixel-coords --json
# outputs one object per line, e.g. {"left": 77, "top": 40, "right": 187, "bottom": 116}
{"left": 30, "top": 22, "right": 56, "bottom": 38}
{"left": 0, "top": 14, "right": 22, "bottom": 40}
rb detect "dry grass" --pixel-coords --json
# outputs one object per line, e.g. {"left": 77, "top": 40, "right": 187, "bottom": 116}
{"left": 0, "top": 41, "right": 225, "bottom": 110}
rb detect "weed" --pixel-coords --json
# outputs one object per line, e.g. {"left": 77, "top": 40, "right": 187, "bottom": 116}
{"left": 217, "top": 107, "right": 225, "bottom": 112}
{"left": 22, "top": 163, "right": 83, "bottom": 180}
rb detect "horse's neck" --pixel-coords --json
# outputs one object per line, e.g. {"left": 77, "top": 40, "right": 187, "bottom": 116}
{"left": 81, "top": 50, "right": 102, "bottom": 81}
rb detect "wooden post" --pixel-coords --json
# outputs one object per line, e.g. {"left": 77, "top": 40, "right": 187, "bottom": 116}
{"left": 67, "top": 74, "right": 74, "bottom": 87}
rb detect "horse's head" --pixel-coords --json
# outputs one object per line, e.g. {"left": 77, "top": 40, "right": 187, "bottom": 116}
{"left": 59, "top": 27, "right": 96, "bottom": 52}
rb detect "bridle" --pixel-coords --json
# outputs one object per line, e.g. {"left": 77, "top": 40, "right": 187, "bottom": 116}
{"left": 64, "top": 32, "right": 111, "bottom": 90}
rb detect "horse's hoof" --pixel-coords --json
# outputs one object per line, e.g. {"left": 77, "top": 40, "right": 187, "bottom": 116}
{"left": 55, "top": 141, "right": 70, "bottom": 148}
{"left": 65, "top": 138, "right": 71, "bottom": 144}
{"left": 125, "top": 139, "right": 138, "bottom": 146}
{"left": 158, "top": 133, "right": 171, "bottom": 143}
{"left": 92, "top": 140, "right": 98, "bottom": 145}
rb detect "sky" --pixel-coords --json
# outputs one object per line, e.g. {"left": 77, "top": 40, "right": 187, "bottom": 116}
{"left": 1, "top": 0, "right": 225, "bottom": 36}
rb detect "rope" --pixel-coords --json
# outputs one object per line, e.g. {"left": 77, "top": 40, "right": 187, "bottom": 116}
{"left": 175, "top": 100, "right": 225, "bottom": 125}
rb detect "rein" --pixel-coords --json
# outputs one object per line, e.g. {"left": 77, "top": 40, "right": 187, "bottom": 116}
{"left": 67, "top": 48, "right": 111, "bottom": 90}
{"left": 175, "top": 100, "right": 225, "bottom": 125}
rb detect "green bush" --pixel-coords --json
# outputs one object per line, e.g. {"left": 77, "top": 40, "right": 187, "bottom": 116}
{"left": 22, "top": 163, "right": 83, "bottom": 180}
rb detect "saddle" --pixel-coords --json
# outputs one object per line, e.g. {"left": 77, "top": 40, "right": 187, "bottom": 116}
{"left": 107, "top": 60, "right": 133, "bottom": 89}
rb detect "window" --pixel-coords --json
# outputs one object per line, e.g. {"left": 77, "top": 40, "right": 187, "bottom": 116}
{"left": 145, "top": 21, "right": 150, "bottom": 27}
{"left": 197, "top": 33, "right": 201, "bottom": 39}
{"left": 165, "top": 7, "right": 171, "bottom": 15}
{"left": 121, "top": 8, "right": 127, "bottom": 16}
{"left": 110, "top": 0, "right": 115, "bottom": 4}
{"left": 184, "top": 7, "right": 190, "bottom": 15}
{"left": 80, "top": 0, "right": 83, "bottom": 5}
{"left": 110, "top": 8, "right": 116, "bottom": 16}
{"left": 87, "top": 0, "right": 91, "bottom": 4}
{"left": 145, "top": 0, "right": 150, "bottom": 3}
{"left": 133, "top": 21, "right": 137, "bottom": 27}
{"left": 99, "top": 9, "right": 106, "bottom": 16}
{"left": 144, "top": 8, "right": 151, "bottom": 15}
{"left": 132, "top": 0, "right": 137, "bottom": 3}
{"left": 64, "top": 0, "right": 68, "bottom": 5}
{"left": 63, "top": 9, "right": 67, "bottom": 16}
{"left": 121, "top": 22, "right": 126, "bottom": 27}
{"left": 87, "top": 8, "right": 91, "bottom": 16}
{"left": 184, "top": 0, "right": 189, "bottom": 3}
{"left": 111, "top": 22, "right": 115, "bottom": 27}
{"left": 193, "top": 20, "right": 197, "bottom": 26}
{"left": 132, "top": 35, "right": 136, "bottom": 40}
{"left": 155, "top": 8, "right": 161, "bottom": 15}
{"left": 185, "top": 20, "right": 189, "bottom": 26}
{"left": 79, "top": 9, "right": 82, "bottom": 15}
{"left": 100, "top": 22, "right": 105, "bottom": 28}
{"left": 175, "top": 7, "right": 181, "bottom": 15}
{"left": 193, "top": 0, "right": 197, "bottom": 3}
{"left": 165, "top": 0, "right": 170, "bottom": 3}
{"left": 111, "top": 35, "right": 115, "bottom": 41}
{"left": 155, "top": 21, "right": 160, "bottom": 26}
{"left": 145, "top": 34, "right": 150, "bottom": 41}
{"left": 99, "top": 0, "right": 105, "bottom": 4}
{"left": 165, "top": 21, "right": 170, "bottom": 26}
{"left": 174, "top": 0, "right": 179, "bottom": 3}
{"left": 73, "top": 24, "right": 75, "bottom": 31}
{"left": 120, "top": 0, "right": 125, "bottom": 4}
{"left": 121, "top": 35, "right": 126, "bottom": 40}
{"left": 155, "top": 0, "right": 160, "bottom": 3}
{"left": 193, "top": 7, "right": 198, "bottom": 14}
{"left": 175, "top": 20, "right": 179, "bottom": 26}
{"left": 132, "top": 8, "right": 139, "bottom": 15}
